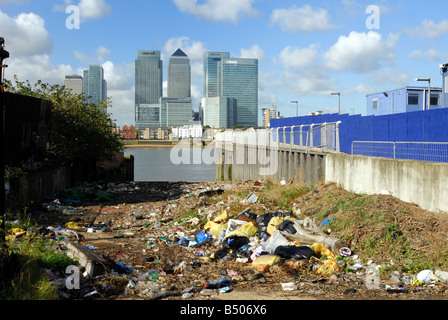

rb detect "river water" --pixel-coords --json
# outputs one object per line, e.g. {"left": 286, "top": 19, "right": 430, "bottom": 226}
{"left": 124, "top": 147, "right": 217, "bottom": 182}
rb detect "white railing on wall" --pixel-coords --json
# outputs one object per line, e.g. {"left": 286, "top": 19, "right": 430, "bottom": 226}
{"left": 215, "top": 122, "right": 341, "bottom": 153}
{"left": 351, "top": 141, "right": 448, "bottom": 163}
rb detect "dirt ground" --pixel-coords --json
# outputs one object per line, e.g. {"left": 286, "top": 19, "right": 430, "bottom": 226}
{"left": 33, "top": 180, "right": 448, "bottom": 301}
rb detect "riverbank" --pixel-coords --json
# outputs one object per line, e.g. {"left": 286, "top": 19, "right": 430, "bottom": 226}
{"left": 123, "top": 140, "right": 176, "bottom": 149}
{"left": 123, "top": 140, "right": 214, "bottom": 149}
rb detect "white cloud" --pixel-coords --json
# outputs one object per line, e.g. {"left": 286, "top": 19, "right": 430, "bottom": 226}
{"left": 6, "top": 55, "right": 75, "bottom": 85}
{"left": 240, "top": 44, "right": 265, "bottom": 62}
{"left": 0, "top": 10, "right": 53, "bottom": 57}
{"left": 409, "top": 48, "right": 445, "bottom": 62}
{"left": 96, "top": 46, "right": 111, "bottom": 63}
{"left": 53, "top": 0, "right": 112, "bottom": 22}
{"left": 406, "top": 19, "right": 448, "bottom": 39}
{"left": 173, "top": 0, "right": 258, "bottom": 24}
{"left": 324, "top": 31, "right": 398, "bottom": 73}
{"left": 270, "top": 5, "right": 335, "bottom": 33}
{"left": 369, "top": 68, "right": 413, "bottom": 86}
{"left": 78, "top": 0, "right": 111, "bottom": 21}
{"left": 107, "top": 86, "right": 135, "bottom": 127}
{"left": 163, "top": 37, "right": 207, "bottom": 78}
{"left": 277, "top": 44, "right": 319, "bottom": 69}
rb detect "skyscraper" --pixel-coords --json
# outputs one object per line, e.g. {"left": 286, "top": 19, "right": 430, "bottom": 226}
{"left": 168, "top": 48, "right": 191, "bottom": 98}
{"left": 203, "top": 52, "right": 258, "bottom": 128}
{"left": 83, "top": 65, "right": 107, "bottom": 105}
{"left": 64, "top": 75, "right": 83, "bottom": 95}
{"left": 135, "top": 51, "right": 163, "bottom": 105}
{"left": 204, "top": 52, "right": 230, "bottom": 98}
{"left": 135, "top": 51, "right": 163, "bottom": 130}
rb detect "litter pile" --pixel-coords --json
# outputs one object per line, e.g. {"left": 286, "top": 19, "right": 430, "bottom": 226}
{"left": 11, "top": 180, "right": 448, "bottom": 300}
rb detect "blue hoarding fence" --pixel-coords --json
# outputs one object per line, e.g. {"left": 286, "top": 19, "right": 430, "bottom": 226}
{"left": 270, "top": 108, "right": 448, "bottom": 162}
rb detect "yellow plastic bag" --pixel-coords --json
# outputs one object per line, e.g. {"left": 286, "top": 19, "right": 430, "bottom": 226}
{"left": 9, "top": 228, "right": 25, "bottom": 235}
{"left": 317, "top": 260, "right": 341, "bottom": 275}
{"left": 310, "top": 243, "right": 336, "bottom": 260}
{"left": 204, "top": 220, "right": 228, "bottom": 238}
{"left": 225, "top": 222, "right": 258, "bottom": 239}
{"left": 213, "top": 209, "right": 230, "bottom": 224}
{"left": 252, "top": 255, "right": 281, "bottom": 273}
{"left": 65, "top": 222, "right": 82, "bottom": 230}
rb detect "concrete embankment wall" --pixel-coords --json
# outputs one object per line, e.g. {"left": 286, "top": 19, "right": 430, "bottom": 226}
{"left": 325, "top": 153, "right": 448, "bottom": 214}
{"left": 216, "top": 142, "right": 448, "bottom": 214}
{"left": 216, "top": 144, "right": 325, "bottom": 187}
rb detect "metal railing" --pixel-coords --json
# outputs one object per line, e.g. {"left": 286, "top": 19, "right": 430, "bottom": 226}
{"left": 272, "top": 122, "right": 341, "bottom": 152}
{"left": 214, "top": 122, "right": 342, "bottom": 153}
{"left": 351, "top": 141, "right": 448, "bottom": 163}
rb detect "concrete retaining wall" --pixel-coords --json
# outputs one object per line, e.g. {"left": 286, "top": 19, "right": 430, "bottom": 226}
{"left": 325, "top": 153, "right": 448, "bottom": 214}
{"left": 216, "top": 144, "right": 325, "bottom": 186}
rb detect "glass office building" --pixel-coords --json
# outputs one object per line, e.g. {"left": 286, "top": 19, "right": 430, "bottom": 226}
{"left": 203, "top": 52, "right": 258, "bottom": 128}
{"left": 204, "top": 52, "right": 230, "bottom": 98}
{"left": 135, "top": 51, "right": 163, "bottom": 130}
{"left": 168, "top": 48, "right": 191, "bottom": 98}
{"left": 218, "top": 58, "right": 258, "bottom": 128}
{"left": 160, "top": 97, "right": 193, "bottom": 128}
{"left": 83, "top": 65, "right": 107, "bottom": 105}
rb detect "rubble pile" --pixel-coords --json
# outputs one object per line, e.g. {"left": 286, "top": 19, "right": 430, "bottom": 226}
{"left": 10, "top": 180, "right": 448, "bottom": 300}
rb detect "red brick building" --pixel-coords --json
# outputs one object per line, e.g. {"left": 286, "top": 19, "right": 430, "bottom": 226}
{"left": 122, "top": 125, "right": 137, "bottom": 140}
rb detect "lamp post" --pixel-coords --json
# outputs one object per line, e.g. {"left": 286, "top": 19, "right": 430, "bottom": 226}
{"left": 416, "top": 78, "right": 431, "bottom": 110}
{"left": 0, "top": 37, "right": 9, "bottom": 247}
{"left": 331, "top": 92, "right": 341, "bottom": 114}
{"left": 291, "top": 100, "right": 298, "bottom": 117}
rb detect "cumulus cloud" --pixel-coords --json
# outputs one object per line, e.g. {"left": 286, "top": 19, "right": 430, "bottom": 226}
{"left": 0, "top": 10, "right": 53, "bottom": 57}
{"left": 173, "top": 0, "right": 258, "bottom": 24}
{"left": 324, "top": 31, "right": 398, "bottom": 73}
{"left": 409, "top": 48, "right": 445, "bottom": 62}
{"left": 163, "top": 37, "right": 207, "bottom": 79}
{"left": 6, "top": 55, "right": 76, "bottom": 86}
{"left": 54, "top": 0, "right": 112, "bottom": 22}
{"left": 276, "top": 44, "right": 319, "bottom": 69}
{"left": 270, "top": 5, "right": 335, "bottom": 33}
{"left": 369, "top": 68, "right": 413, "bottom": 86}
{"left": 406, "top": 19, "right": 448, "bottom": 39}
{"left": 240, "top": 44, "right": 265, "bottom": 62}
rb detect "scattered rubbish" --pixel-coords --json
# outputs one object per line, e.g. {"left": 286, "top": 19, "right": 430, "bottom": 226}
{"left": 274, "top": 246, "right": 318, "bottom": 260}
{"left": 252, "top": 255, "right": 281, "bottom": 273}
{"left": 411, "top": 270, "right": 438, "bottom": 286}
{"left": 281, "top": 282, "right": 296, "bottom": 291}
{"left": 321, "top": 218, "right": 335, "bottom": 227}
{"left": 200, "top": 189, "right": 224, "bottom": 197}
{"left": 339, "top": 247, "right": 352, "bottom": 257}
{"left": 244, "top": 193, "right": 258, "bottom": 204}
{"left": 204, "top": 278, "right": 233, "bottom": 289}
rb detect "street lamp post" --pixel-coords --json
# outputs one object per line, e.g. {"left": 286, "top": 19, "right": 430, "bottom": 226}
{"left": 415, "top": 78, "right": 431, "bottom": 110}
{"left": 331, "top": 92, "right": 341, "bottom": 114}
{"left": 291, "top": 100, "right": 298, "bottom": 117}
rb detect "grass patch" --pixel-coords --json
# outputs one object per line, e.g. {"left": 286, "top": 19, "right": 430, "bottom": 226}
{"left": 0, "top": 209, "right": 77, "bottom": 300}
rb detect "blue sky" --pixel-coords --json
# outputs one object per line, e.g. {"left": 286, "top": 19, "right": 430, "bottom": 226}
{"left": 1, "top": 0, "right": 448, "bottom": 127}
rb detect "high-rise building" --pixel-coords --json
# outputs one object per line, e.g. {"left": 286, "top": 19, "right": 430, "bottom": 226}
{"left": 168, "top": 48, "right": 191, "bottom": 98}
{"left": 160, "top": 97, "right": 193, "bottom": 128}
{"left": 204, "top": 52, "right": 230, "bottom": 98}
{"left": 203, "top": 52, "right": 258, "bottom": 128}
{"left": 218, "top": 58, "right": 258, "bottom": 128}
{"left": 262, "top": 108, "right": 280, "bottom": 127}
{"left": 64, "top": 75, "right": 83, "bottom": 95}
{"left": 83, "top": 65, "right": 107, "bottom": 105}
{"left": 135, "top": 51, "right": 163, "bottom": 130}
